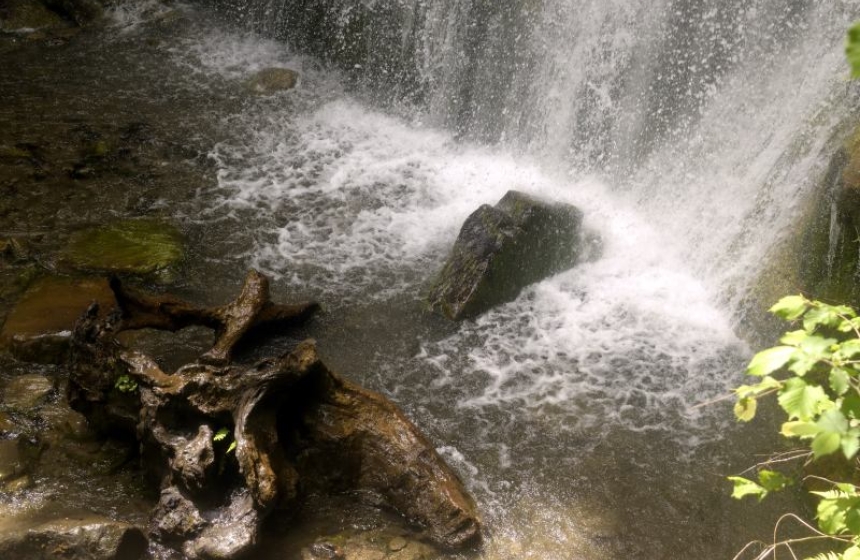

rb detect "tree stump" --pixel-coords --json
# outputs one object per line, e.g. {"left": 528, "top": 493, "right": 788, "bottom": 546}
{"left": 66, "top": 271, "right": 481, "bottom": 559}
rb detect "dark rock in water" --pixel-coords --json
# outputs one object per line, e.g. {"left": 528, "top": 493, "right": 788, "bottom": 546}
{"left": 60, "top": 219, "right": 184, "bottom": 282}
{"left": 245, "top": 67, "right": 299, "bottom": 95}
{"left": 0, "top": 436, "right": 42, "bottom": 491}
{"left": 0, "top": 0, "right": 67, "bottom": 32}
{"left": 0, "top": 276, "right": 115, "bottom": 363}
{"left": 427, "top": 190, "right": 587, "bottom": 320}
{"left": 0, "top": 515, "right": 147, "bottom": 560}
{"left": 42, "top": 0, "right": 103, "bottom": 27}
{"left": 2, "top": 373, "right": 53, "bottom": 411}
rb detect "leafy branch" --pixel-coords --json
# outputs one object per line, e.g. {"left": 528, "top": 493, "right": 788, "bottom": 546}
{"left": 730, "top": 295, "right": 860, "bottom": 559}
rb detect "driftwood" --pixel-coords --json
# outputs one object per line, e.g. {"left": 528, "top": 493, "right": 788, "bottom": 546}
{"left": 66, "top": 271, "right": 481, "bottom": 559}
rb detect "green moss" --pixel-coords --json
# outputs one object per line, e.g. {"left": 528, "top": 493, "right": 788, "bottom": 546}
{"left": 61, "top": 219, "right": 183, "bottom": 281}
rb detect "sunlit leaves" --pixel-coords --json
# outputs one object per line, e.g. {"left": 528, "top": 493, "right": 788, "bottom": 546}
{"left": 729, "top": 470, "right": 792, "bottom": 502}
{"left": 213, "top": 427, "right": 230, "bottom": 442}
{"left": 848, "top": 21, "right": 860, "bottom": 79}
{"left": 747, "top": 346, "right": 796, "bottom": 377}
{"left": 770, "top": 295, "right": 810, "bottom": 320}
{"left": 734, "top": 397, "right": 757, "bottom": 422}
{"left": 778, "top": 378, "right": 830, "bottom": 421}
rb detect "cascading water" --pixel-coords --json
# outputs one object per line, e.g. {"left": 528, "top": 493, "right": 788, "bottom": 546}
{"left": 169, "top": 0, "right": 860, "bottom": 557}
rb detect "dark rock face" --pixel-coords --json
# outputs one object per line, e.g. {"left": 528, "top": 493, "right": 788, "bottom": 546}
{"left": 427, "top": 190, "right": 587, "bottom": 320}
{"left": 0, "top": 516, "right": 147, "bottom": 560}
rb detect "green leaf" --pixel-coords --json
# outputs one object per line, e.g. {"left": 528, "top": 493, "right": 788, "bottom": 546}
{"left": 843, "top": 545, "right": 860, "bottom": 560}
{"left": 812, "top": 409, "right": 851, "bottom": 458}
{"left": 812, "top": 432, "right": 842, "bottom": 458}
{"left": 748, "top": 346, "right": 796, "bottom": 377}
{"left": 213, "top": 428, "right": 229, "bottom": 442}
{"left": 818, "top": 409, "right": 851, "bottom": 435}
{"left": 728, "top": 476, "right": 767, "bottom": 501}
{"left": 758, "top": 470, "right": 792, "bottom": 492}
{"left": 734, "top": 397, "right": 757, "bottom": 422}
{"left": 226, "top": 441, "right": 237, "bottom": 454}
{"left": 843, "top": 394, "right": 860, "bottom": 420}
{"left": 778, "top": 378, "right": 830, "bottom": 421}
{"left": 770, "top": 295, "right": 810, "bottom": 320}
{"left": 736, "top": 377, "right": 782, "bottom": 398}
{"left": 804, "top": 306, "right": 842, "bottom": 332}
{"left": 837, "top": 340, "right": 860, "bottom": 360}
{"left": 781, "top": 420, "right": 821, "bottom": 438}
{"left": 832, "top": 368, "right": 852, "bottom": 396}
{"left": 780, "top": 329, "right": 808, "bottom": 346}
{"left": 848, "top": 21, "right": 860, "bottom": 79}
{"left": 842, "top": 430, "right": 860, "bottom": 460}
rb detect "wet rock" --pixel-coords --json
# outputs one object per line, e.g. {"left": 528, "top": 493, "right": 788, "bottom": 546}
{"left": 304, "top": 541, "right": 346, "bottom": 559}
{"left": 245, "top": 67, "right": 299, "bottom": 95}
{"left": 0, "top": 237, "right": 31, "bottom": 262}
{"left": 42, "top": 0, "right": 103, "bottom": 26}
{"left": 39, "top": 399, "right": 92, "bottom": 442}
{"left": 60, "top": 219, "right": 184, "bottom": 281}
{"left": 2, "top": 473, "right": 32, "bottom": 492}
{"left": 0, "top": 276, "right": 115, "bottom": 363}
{"left": 427, "top": 190, "right": 588, "bottom": 320}
{"left": 0, "top": 0, "right": 67, "bottom": 32}
{"left": 0, "top": 438, "right": 27, "bottom": 483}
{"left": 2, "top": 373, "right": 53, "bottom": 411}
{"left": 302, "top": 532, "right": 435, "bottom": 560}
{"left": 0, "top": 516, "right": 147, "bottom": 560}
{"left": 0, "top": 411, "right": 15, "bottom": 433}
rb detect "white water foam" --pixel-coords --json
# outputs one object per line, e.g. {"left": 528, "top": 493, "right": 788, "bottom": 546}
{"left": 204, "top": 78, "right": 746, "bottom": 438}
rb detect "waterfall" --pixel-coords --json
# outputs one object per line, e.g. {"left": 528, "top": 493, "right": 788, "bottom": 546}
{"left": 176, "top": 0, "right": 860, "bottom": 556}
{"left": 211, "top": 0, "right": 860, "bottom": 314}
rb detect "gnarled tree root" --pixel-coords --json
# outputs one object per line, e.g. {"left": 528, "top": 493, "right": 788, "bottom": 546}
{"left": 66, "top": 271, "right": 481, "bottom": 559}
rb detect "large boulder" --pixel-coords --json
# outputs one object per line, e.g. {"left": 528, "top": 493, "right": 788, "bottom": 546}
{"left": 427, "top": 190, "right": 588, "bottom": 320}
{"left": 0, "top": 276, "right": 115, "bottom": 363}
{"left": 0, "top": 515, "right": 147, "bottom": 560}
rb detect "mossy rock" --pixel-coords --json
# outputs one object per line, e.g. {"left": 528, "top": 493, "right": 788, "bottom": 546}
{"left": 427, "top": 190, "right": 587, "bottom": 320}
{"left": 61, "top": 219, "right": 183, "bottom": 281}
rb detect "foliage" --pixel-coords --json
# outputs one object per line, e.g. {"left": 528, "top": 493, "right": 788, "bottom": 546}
{"left": 114, "top": 374, "right": 138, "bottom": 393}
{"left": 731, "top": 295, "right": 860, "bottom": 559}
{"left": 213, "top": 427, "right": 237, "bottom": 453}
{"left": 847, "top": 22, "right": 860, "bottom": 79}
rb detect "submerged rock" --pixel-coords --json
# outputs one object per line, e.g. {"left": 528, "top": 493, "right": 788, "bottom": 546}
{"left": 2, "top": 373, "right": 53, "bottom": 411}
{"left": 427, "top": 190, "right": 589, "bottom": 320}
{"left": 60, "top": 219, "right": 183, "bottom": 281}
{"left": 0, "top": 0, "right": 67, "bottom": 32}
{"left": 301, "top": 531, "right": 436, "bottom": 560}
{"left": 0, "top": 516, "right": 147, "bottom": 560}
{"left": 0, "top": 276, "right": 115, "bottom": 363}
{"left": 245, "top": 67, "right": 299, "bottom": 95}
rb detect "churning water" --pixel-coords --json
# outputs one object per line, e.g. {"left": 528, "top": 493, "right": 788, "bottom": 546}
{"left": 153, "top": 0, "right": 860, "bottom": 557}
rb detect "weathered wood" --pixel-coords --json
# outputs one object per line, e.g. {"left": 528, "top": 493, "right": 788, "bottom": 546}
{"left": 111, "top": 270, "right": 320, "bottom": 364}
{"left": 66, "top": 271, "right": 481, "bottom": 559}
